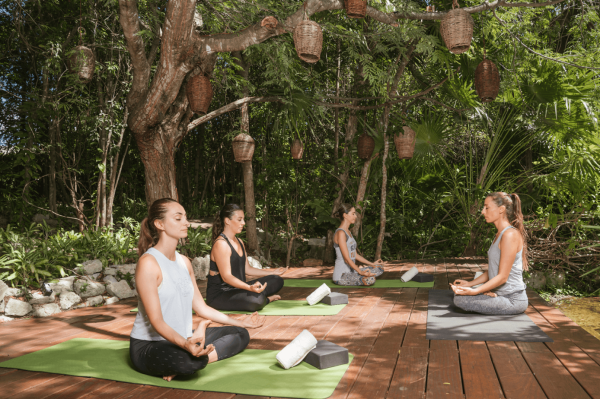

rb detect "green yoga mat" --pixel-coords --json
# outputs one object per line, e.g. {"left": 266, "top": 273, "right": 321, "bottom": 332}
{"left": 284, "top": 279, "right": 434, "bottom": 288}
{"left": 0, "top": 338, "right": 353, "bottom": 399}
{"left": 130, "top": 300, "right": 346, "bottom": 316}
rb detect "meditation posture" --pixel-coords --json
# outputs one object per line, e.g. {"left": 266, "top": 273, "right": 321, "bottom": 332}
{"left": 130, "top": 198, "right": 264, "bottom": 381}
{"left": 451, "top": 192, "right": 529, "bottom": 315}
{"left": 206, "top": 203, "right": 287, "bottom": 312}
{"left": 333, "top": 203, "right": 384, "bottom": 286}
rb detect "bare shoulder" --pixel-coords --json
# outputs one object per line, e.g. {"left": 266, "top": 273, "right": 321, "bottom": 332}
{"left": 137, "top": 253, "right": 160, "bottom": 275}
{"left": 501, "top": 228, "right": 522, "bottom": 245}
{"left": 212, "top": 239, "right": 232, "bottom": 255}
{"left": 335, "top": 229, "right": 347, "bottom": 242}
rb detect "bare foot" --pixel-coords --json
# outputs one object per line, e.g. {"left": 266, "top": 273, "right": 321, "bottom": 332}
{"left": 268, "top": 295, "right": 281, "bottom": 303}
{"left": 163, "top": 375, "right": 176, "bottom": 382}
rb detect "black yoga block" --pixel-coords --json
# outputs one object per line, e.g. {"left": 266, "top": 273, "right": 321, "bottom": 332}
{"left": 412, "top": 272, "right": 434, "bottom": 283}
{"left": 320, "top": 292, "right": 348, "bottom": 305}
{"left": 304, "top": 340, "right": 349, "bottom": 370}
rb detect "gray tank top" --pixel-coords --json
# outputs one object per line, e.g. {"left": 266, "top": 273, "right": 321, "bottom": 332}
{"left": 333, "top": 228, "right": 357, "bottom": 282}
{"left": 130, "top": 248, "right": 194, "bottom": 341}
{"left": 487, "top": 226, "right": 526, "bottom": 296}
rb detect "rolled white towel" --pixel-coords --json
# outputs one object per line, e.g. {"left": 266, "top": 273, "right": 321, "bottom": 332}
{"left": 276, "top": 329, "right": 318, "bottom": 369}
{"left": 306, "top": 283, "right": 331, "bottom": 306}
{"left": 472, "top": 271, "right": 484, "bottom": 288}
{"left": 401, "top": 266, "right": 419, "bottom": 282}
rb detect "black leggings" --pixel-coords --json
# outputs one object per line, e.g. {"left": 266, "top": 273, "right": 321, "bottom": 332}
{"left": 130, "top": 326, "right": 249, "bottom": 377}
{"left": 207, "top": 275, "right": 284, "bottom": 312}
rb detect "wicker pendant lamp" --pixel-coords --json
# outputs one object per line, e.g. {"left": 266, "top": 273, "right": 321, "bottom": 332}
{"left": 346, "top": 0, "right": 367, "bottom": 19}
{"left": 474, "top": 39, "right": 500, "bottom": 103}
{"left": 293, "top": 4, "right": 323, "bottom": 63}
{"left": 69, "top": 25, "right": 95, "bottom": 83}
{"left": 186, "top": 74, "right": 213, "bottom": 114}
{"left": 440, "top": 0, "right": 474, "bottom": 54}
{"left": 232, "top": 134, "right": 255, "bottom": 162}
{"left": 394, "top": 126, "right": 416, "bottom": 160}
{"left": 357, "top": 133, "right": 375, "bottom": 160}
{"left": 291, "top": 138, "right": 304, "bottom": 159}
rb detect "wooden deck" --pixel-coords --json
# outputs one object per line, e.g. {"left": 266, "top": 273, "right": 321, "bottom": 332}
{"left": 1, "top": 259, "right": 600, "bottom": 399}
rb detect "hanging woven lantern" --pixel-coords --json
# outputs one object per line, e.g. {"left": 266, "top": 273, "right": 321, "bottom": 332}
{"left": 357, "top": 133, "right": 375, "bottom": 160}
{"left": 232, "top": 134, "right": 255, "bottom": 163}
{"left": 291, "top": 139, "right": 304, "bottom": 159}
{"left": 346, "top": 0, "right": 367, "bottom": 19}
{"left": 440, "top": 0, "right": 473, "bottom": 54}
{"left": 68, "top": 45, "right": 95, "bottom": 82}
{"left": 394, "top": 126, "right": 416, "bottom": 160}
{"left": 474, "top": 59, "right": 500, "bottom": 103}
{"left": 293, "top": 6, "right": 323, "bottom": 64}
{"left": 186, "top": 74, "right": 213, "bottom": 114}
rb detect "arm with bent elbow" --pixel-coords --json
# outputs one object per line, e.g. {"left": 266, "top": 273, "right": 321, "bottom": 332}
{"left": 336, "top": 230, "right": 374, "bottom": 277}
{"left": 212, "top": 241, "right": 266, "bottom": 294}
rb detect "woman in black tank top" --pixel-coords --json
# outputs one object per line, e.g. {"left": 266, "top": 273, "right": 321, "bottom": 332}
{"left": 206, "top": 204, "right": 288, "bottom": 312}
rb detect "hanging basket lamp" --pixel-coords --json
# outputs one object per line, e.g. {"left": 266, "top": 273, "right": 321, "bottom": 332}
{"left": 440, "top": 0, "right": 474, "bottom": 54}
{"left": 474, "top": 43, "right": 500, "bottom": 103}
{"left": 346, "top": 0, "right": 367, "bottom": 19}
{"left": 394, "top": 126, "right": 416, "bottom": 160}
{"left": 186, "top": 74, "right": 213, "bottom": 115}
{"left": 232, "top": 133, "right": 255, "bottom": 163}
{"left": 68, "top": 28, "right": 95, "bottom": 83}
{"left": 293, "top": 4, "right": 323, "bottom": 63}
{"left": 357, "top": 133, "right": 375, "bottom": 160}
{"left": 291, "top": 138, "right": 304, "bottom": 159}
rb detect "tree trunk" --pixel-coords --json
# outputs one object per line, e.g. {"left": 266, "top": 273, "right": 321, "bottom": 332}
{"left": 351, "top": 156, "right": 374, "bottom": 236}
{"left": 375, "top": 105, "right": 391, "bottom": 260}
{"left": 193, "top": 124, "right": 203, "bottom": 197}
{"left": 107, "top": 108, "right": 130, "bottom": 226}
{"left": 334, "top": 39, "right": 341, "bottom": 175}
{"left": 48, "top": 117, "right": 58, "bottom": 213}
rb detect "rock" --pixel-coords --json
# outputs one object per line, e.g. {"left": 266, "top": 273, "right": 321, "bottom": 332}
{"left": 524, "top": 271, "right": 546, "bottom": 290}
{"left": 105, "top": 296, "right": 120, "bottom": 305}
{"left": 103, "top": 275, "right": 119, "bottom": 284}
{"left": 191, "top": 255, "right": 211, "bottom": 280}
{"left": 28, "top": 292, "right": 56, "bottom": 305}
{"left": 116, "top": 264, "right": 136, "bottom": 276}
{"left": 85, "top": 295, "right": 104, "bottom": 307}
{"left": 5, "top": 287, "right": 24, "bottom": 297}
{"left": 104, "top": 267, "right": 118, "bottom": 276}
{"left": 308, "top": 238, "right": 326, "bottom": 247}
{"left": 0, "top": 280, "right": 8, "bottom": 302}
{"left": 60, "top": 292, "right": 82, "bottom": 310}
{"left": 303, "top": 259, "right": 323, "bottom": 267}
{"left": 33, "top": 303, "right": 61, "bottom": 317}
{"left": 0, "top": 315, "right": 14, "bottom": 323}
{"left": 80, "top": 259, "right": 102, "bottom": 275}
{"left": 91, "top": 273, "right": 101, "bottom": 280}
{"left": 0, "top": 299, "right": 4, "bottom": 313}
{"left": 74, "top": 279, "right": 106, "bottom": 298}
{"left": 5, "top": 298, "right": 33, "bottom": 316}
{"left": 547, "top": 271, "right": 566, "bottom": 288}
{"left": 49, "top": 276, "right": 76, "bottom": 294}
{"left": 106, "top": 280, "right": 136, "bottom": 299}
{"left": 32, "top": 213, "right": 58, "bottom": 227}
{"left": 248, "top": 256, "right": 263, "bottom": 270}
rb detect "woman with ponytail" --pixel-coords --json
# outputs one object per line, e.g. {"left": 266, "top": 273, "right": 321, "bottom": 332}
{"left": 130, "top": 199, "right": 264, "bottom": 382}
{"left": 451, "top": 192, "right": 529, "bottom": 315}
{"left": 206, "top": 203, "right": 288, "bottom": 312}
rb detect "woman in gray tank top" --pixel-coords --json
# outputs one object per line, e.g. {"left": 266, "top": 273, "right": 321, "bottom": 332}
{"left": 333, "top": 204, "right": 384, "bottom": 286}
{"left": 451, "top": 192, "right": 529, "bottom": 315}
{"left": 130, "top": 199, "right": 265, "bottom": 381}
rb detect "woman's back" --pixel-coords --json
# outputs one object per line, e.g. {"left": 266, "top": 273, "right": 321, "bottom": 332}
{"left": 487, "top": 226, "right": 526, "bottom": 295}
{"left": 206, "top": 234, "right": 247, "bottom": 303}
{"left": 333, "top": 228, "right": 356, "bottom": 282}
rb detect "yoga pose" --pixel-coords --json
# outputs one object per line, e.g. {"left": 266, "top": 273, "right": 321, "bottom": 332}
{"left": 206, "top": 204, "right": 287, "bottom": 312}
{"left": 451, "top": 192, "right": 529, "bottom": 315}
{"left": 130, "top": 198, "right": 264, "bottom": 381}
{"left": 333, "top": 204, "right": 384, "bottom": 286}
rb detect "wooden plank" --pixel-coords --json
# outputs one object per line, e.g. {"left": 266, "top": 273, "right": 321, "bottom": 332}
{"left": 115, "top": 384, "right": 170, "bottom": 398}
{"left": 195, "top": 392, "right": 236, "bottom": 399}
{"left": 426, "top": 347, "right": 464, "bottom": 399}
{"left": 487, "top": 341, "right": 546, "bottom": 399}
{"left": 401, "top": 289, "right": 429, "bottom": 348}
{"left": 44, "top": 377, "right": 123, "bottom": 399}
{"left": 387, "top": 347, "right": 429, "bottom": 399}
{"left": 0, "top": 370, "right": 61, "bottom": 397}
{"left": 328, "top": 344, "right": 372, "bottom": 399}
{"left": 9, "top": 375, "right": 95, "bottom": 399}
{"left": 77, "top": 381, "right": 141, "bottom": 399}
{"left": 458, "top": 341, "right": 504, "bottom": 399}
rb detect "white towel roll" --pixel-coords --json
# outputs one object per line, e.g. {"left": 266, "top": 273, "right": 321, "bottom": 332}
{"left": 306, "top": 283, "right": 331, "bottom": 306}
{"left": 401, "top": 266, "right": 419, "bottom": 282}
{"left": 472, "top": 271, "right": 484, "bottom": 288}
{"left": 276, "top": 329, "right": 318, "bottom": 369}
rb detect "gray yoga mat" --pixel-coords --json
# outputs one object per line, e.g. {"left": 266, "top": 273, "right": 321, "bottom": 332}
{"left": 426, "top": 290, "right": 553, "bottom": 342}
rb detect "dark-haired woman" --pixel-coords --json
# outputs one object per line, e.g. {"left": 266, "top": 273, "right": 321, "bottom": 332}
{"left": 333, "top": 204, "right": 384, "bottom": 286}
{"left": 451, "top": 192, "right": 529, "bottom": 315}
{"left": 206, "top": 203, "right": 287, "bottom": 312}
{"left": 130, "top": 198, "right": 265, "bottom": 382}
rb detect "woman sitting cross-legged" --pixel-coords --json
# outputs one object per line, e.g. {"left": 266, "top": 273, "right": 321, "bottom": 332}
{"left": 130, "top": 198, "right": 264, "bottom": 382}
{"left": 333, "top": 203, "right": 384, "bottom": 286}
{"left": 451, "top": 192, "right": 529, "bottom": 315}
{"left": 206, "top": 203, "right": 288, "bottom": 312}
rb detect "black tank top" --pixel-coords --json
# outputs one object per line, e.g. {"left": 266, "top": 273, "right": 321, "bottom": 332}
{"left": 206, "top": 233, "right": 247, "bottom": 303}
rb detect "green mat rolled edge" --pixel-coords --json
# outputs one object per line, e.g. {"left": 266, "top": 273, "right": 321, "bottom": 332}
{"left": 0, "top": 338, "right": 353, "bottom": 399}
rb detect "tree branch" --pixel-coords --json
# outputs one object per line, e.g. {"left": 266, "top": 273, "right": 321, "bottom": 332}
{"left": 118, "top": 0, "right": 150, "bottom": 99}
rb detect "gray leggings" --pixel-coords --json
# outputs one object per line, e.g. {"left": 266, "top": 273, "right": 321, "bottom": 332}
{"left": 453, "top": 290, "right": 528, "bottom": 315}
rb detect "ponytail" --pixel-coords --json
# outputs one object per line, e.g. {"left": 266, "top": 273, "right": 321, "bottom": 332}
{"left": 487, "top": 192, "right": 528, "bottom": 270}
{"left": 212, "top": 203, "right": 243, "bottom": 243}
{"left": 137, "top": 198, "right": 178, "bottom": 255}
